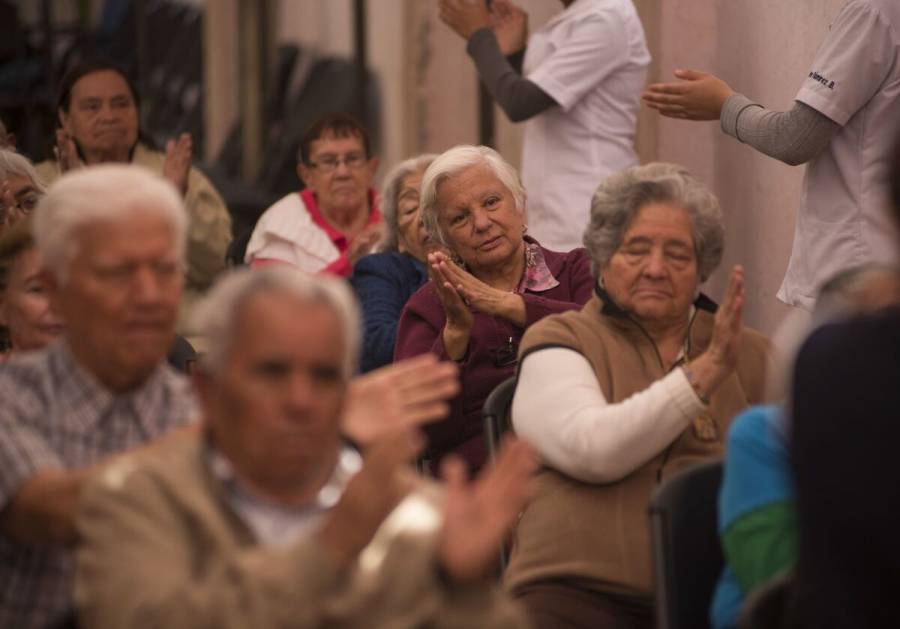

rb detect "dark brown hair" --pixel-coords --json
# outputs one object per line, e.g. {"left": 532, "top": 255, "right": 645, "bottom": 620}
{"left": 298, "top": 113, "right": 371, "bottom": 166}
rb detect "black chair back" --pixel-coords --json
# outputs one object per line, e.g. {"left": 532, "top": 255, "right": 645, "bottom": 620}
{"left": 482, "top": 376, "right": 517, "bottom": 464}
{"left": 481, "top": 375, "right": 518, "bottom": 573}
{"left": 648, "top": 458, "right": 724, "bottom": 629}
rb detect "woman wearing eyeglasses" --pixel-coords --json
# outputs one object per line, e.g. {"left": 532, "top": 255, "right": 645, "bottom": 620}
{"left": 394, "top": 145, "right": 593, "bottom": 474}
{"left": 245, "top": 113, "right": 384, "bottom": 277}
{"left": 0, "top": 149, "right": 45, "bottom": 234}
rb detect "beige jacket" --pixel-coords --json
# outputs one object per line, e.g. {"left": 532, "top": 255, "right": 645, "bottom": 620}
{"left": 505, "top": 293, "right": 772, "bottom": 597}
{"left": 75, "top": 434, "right": 531, "bottom": 629}
{"left": 36, "top": 144, "right": 232, "bottom": 341}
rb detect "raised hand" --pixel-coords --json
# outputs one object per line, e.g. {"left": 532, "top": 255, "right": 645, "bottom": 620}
{"left": 318, "top": 429, "right": 425, "bottom": 569}
{"left": 163, "top": 132, "right": 192, "bottom": 195}
{"left": 642, "top": 69, "right": 735, "bottom": 120}
{"left": 54, "top": 129, "right": 84, "bottom": 173}
{"left": 706, "top": 264, "right": 745, "bottom": 372}
{"left": 684, "top": 265, "right": 745, "bottom": 399}
{"left": 431, "top": 250, "right": 526, "bottom": 326}
{"left": 491, "top": 0, "right": 528, "bottom": 56}
{"left": 437, "top": 437, "right": 537, "bottom": 582}
{"left": 428, "top": 252, "right": 474, "bottom": 360}
{"left": 343, "top": 355, "right": 460, "bottom": 445}
{"left": 347, "top": 223, "right": 385, "bottom": 266}
{"left": 438, "top": 0, "right": 492, "bottom": 41}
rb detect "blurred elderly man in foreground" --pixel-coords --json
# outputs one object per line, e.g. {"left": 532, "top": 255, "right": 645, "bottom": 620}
{"left": 75, "top": 267, "right": 536, "bottom": 629}
{"left": 0, "top": 165, "right": 196, "bottom": 629}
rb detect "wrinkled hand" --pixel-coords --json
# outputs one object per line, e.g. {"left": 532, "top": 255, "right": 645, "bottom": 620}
{"left": 438, "top": 437, "right": 536, "bottom": 582}
{"left": 688, "top": 266, "right": 745, "bottom": 399}
{"left": 343, "top": 355, "right": 460, "bottom": 445}
{"left": 706, "top": 265, "right": 745, "bottom": 371}
{"left": 320, "top": 429, "right": 424, "bottom": 570}
{"left": 347, "top": 223, "right": 384, "bottom": 266}
{"left": 439, "top": 0, "right": 492, "bottom": 41}
{"left": 431, "top": 250, "right": 525, "bottom": 326}
{"left": 429, "top": 252, "right": 475, "bottom": 344}
{"left": 642, "top": 69, "right": 735, "bottom": 120}
{"left": 54, "top": 129, "right": 84, "bottom": 173}
{"left": 163, "top": 133, "right": 192, "bottom": 195}
{"left": 491, "top": 0, "right": 528, "bottom": 55}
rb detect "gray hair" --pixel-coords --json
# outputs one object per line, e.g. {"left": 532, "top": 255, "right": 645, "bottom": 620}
{"left": 193, "top": 267, "right": 360, "bottom": 378}
{"left": 0, "top": 148, "right": 47, "bottom": 195}
{"left": 420, "top": 145, "right": 526, "bottom": 247}
{"left": 33, "top": 164, "right": 187, "bottom": 283}
{"left": 584, "top": 162, "right": 724, "bottom": 282}
{"left": 379, "top": 153, "right": 437, "bottom": 252}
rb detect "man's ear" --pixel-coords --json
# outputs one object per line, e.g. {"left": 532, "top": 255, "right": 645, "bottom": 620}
{"left": 297, "top": 163, "right": 314, "bottom": 191}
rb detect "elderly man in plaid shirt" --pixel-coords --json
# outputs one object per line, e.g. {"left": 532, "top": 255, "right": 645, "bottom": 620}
{"left": 0, "top": 165, "right": 197, "bottom": 629}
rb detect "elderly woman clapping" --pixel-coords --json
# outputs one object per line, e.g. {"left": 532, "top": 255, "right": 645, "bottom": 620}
{"left": 506, "top": 162, "right": 773, "bottom": 628}
{"left": 395, "top": 145, "right": 593, "bottom": 473}
{"left": 351, "top": 154, "right": 437, "bottom": 372}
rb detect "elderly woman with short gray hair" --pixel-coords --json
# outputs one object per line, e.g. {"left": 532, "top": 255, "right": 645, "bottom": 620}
{"left": 506, "top": 162, "right": 773, "bottom": 629}
{"left": 395, "top": 144, "right": 593, "bottom": 473}
{"left": 0, "top": 148, "right": 46, "bottom": 233}
{"left": 351, "top": 154, "right": 437, "bottom": 372}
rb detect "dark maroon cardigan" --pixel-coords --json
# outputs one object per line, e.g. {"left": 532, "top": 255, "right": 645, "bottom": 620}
{"left": 394, "top": 244, "right": 594, "bottom": 473}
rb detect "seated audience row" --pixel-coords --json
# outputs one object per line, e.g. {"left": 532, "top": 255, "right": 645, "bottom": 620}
{"left": 0, "top": 164, "right": 533, "bottom": 628}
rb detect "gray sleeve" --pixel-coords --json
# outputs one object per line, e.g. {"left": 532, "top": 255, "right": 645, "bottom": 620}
{"left": 466, "top": 28, "right": 558, "bottom": 123}
{"left": 720, "top": 94, "right": 841, "bottom": 166}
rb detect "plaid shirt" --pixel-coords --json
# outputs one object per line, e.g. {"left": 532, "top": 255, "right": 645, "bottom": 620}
{"left": 0, "top": 341, "right": 196, "bottom": 629}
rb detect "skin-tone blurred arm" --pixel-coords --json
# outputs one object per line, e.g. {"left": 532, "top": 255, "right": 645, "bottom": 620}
{"left": 0, "top": 469, "right": 92, "bottom": 546}
{"left": 318, "top": 429, "right": 425, "bottom": 569}
{"left": 437, "top": 437, "right": 536, "bottom": 582}
{"left": 342, "top": 354, "right": 460, "bottom": 445}
{"left": 0, "top": 424, "right": 198, "bottom": 547}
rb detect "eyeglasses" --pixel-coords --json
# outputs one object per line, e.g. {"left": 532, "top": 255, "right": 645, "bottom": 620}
{"left": 0, "top": 190, "right": 40, "bottom": 222}
{"left": 308, "top": 153, "right": 367, "bottom": 173}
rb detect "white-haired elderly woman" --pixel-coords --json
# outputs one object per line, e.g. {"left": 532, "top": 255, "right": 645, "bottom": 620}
{"left": 395, "top": 144, "right": 593, "bottom": 473}
{"left": 0, "top": 148, "right": 46, "bottom": 233}
{"left": 350, "top": 153, "right": 437, "bottom": 373}
{"left": 505, "top": 162, "right": 773, "bottom": 629}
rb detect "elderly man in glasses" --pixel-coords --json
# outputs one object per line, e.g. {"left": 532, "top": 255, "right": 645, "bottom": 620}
{"left": 245, "top": 113, "right": 383, "bottom": 277}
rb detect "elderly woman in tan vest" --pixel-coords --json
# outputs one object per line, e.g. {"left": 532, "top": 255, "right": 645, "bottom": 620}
{"left": 507, "top": 162, "right": 773, "bottom": 629}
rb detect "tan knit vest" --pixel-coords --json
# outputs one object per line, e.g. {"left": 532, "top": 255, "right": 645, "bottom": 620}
{"left": 504, "top": 294, "right": 772, "bottom": 596}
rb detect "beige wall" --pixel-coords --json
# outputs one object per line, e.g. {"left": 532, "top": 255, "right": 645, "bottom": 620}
{"left": 649, "top": 0, "right": 844, "bottom": 334}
